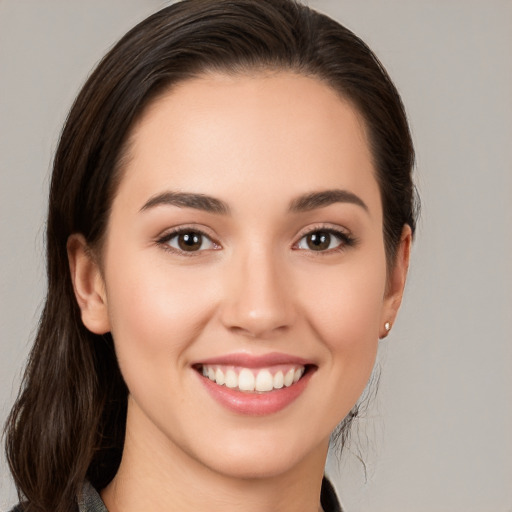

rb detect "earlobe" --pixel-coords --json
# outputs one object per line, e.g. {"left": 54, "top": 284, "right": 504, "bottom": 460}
{"left": 380, "top": 225, "right": 412, "bottom": 338}
{"left": 67, "top": 234, "right": 110, "bottom": 334}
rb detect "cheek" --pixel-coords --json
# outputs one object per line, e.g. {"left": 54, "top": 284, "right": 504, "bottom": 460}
{"left": 104, "top": 254, "right": 219, "bottom": 374}
{"left": 298, "top": 250, "right": 387, "bottom": 395}
{"left": 304, "top": 263, "right": 386, "bottom": 343}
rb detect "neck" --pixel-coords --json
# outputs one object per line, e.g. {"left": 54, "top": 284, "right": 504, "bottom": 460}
{"left": 102, "top": 400, "right": 329, "bottom": 512}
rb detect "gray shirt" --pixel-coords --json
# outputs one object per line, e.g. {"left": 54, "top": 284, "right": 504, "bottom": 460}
{"left": 77, "top": 482, "right": 108, "bottom": 512}
{"left": 76, "top": 479, "right": 342, "bottom": 512}
{"left": 11, "top": 477, "right": 341, "bottom": 512}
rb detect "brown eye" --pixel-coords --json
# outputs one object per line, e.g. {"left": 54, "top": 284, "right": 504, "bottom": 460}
{"left": 297, "top": 230, "right": 347, "bottom": 252}
{"left": 306, "top": 231, "right": 331, "bottom": 251}
{"left": 165, "top": 230, "right": 216, "bottom": 252}
{"left": 178, "top": 232, "right": 202, "bottom": 251}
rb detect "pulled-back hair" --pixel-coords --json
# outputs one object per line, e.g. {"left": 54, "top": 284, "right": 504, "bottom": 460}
{"left": 5, "top": 1, "right": 417, "bottom": 510}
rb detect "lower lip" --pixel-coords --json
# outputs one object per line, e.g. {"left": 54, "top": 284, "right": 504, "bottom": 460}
{"left": 197, "top": 369, "right": 314, "bottom": 416}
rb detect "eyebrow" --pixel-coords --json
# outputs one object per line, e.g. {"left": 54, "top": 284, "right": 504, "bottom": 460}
{"left": 140, "top": 191, "right": 230, "bottom": 215}
{"left": 140, "top": 188, "right": 368, "bottom": 216}
{"left": 289, "top": 189, "right": 368, "bottom": 213}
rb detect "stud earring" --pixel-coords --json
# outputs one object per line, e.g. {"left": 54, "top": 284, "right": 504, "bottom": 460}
{"left": 384, "top": 321, "right": 391, "bottom": 332}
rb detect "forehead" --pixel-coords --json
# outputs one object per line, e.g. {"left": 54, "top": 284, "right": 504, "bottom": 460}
{"left": 116, "top": 71, "right": 380, "bottom": 215}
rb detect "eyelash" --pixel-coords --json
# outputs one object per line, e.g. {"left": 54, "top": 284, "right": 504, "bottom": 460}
{"left": 156, "top": 225, "right": 357, "bottom": 256}
{"left": 156, "top": 227, "right": 220, "bottom": 256}
{"left": 294, "top": 226, "right": 357, "bottom": 254}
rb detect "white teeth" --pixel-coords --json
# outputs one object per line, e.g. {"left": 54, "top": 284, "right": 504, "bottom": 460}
{"left": 273, "top": 371, "right": 284, "bottom": 389}
{"left": 202, "top": 364, "right": 306, "bottom": 392}
{"left": 225, "top": 369, "right": 237, "bottom": 388}
{"left": 255, "top": 369, "right": 273, "bottom": 392}
{"left": 238, "top": 369, "right": 255, "bottom": 391}
{"left": 284, "top": 369, "right": 295, "bottom": 387}
{"left": 215, "top": 367, "right": 225, "bottom": 386}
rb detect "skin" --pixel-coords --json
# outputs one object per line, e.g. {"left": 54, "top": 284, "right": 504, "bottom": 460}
{"left": 68, "top": 71, "right": 411, "bottom": 512}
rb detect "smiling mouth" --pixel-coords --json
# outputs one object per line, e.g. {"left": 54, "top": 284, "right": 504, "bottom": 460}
{"left": 195, "top": 364, "right": 310, "bottom": 393}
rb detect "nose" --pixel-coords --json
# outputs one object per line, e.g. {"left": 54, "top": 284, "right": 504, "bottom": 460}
{"left": 219, "top": 247, "right": 296, "bottom": 339}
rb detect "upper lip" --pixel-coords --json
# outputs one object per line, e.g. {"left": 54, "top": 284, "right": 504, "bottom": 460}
{"left": 193, "top": 351, "right": 313, "bottom": 368}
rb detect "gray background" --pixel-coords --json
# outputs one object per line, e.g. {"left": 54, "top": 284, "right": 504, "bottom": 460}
{"left": 1, "top": 1, "right": 511, "bottom": 511}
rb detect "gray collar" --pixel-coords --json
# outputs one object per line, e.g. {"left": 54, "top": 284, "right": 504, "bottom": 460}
{"left": 77, "top": 477, "right": 341, "bottom": 512}
{"left": 78, "top": 481, "right": 108, "bottom": 512}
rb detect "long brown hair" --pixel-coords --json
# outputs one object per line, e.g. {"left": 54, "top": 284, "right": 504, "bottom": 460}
{"left": 5, "top": 1, "right": 417, "bottom": 510}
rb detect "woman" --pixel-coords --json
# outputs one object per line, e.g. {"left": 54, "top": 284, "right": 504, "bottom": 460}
{"left": 5, "top": 0, "right": 417, "bottom": 511}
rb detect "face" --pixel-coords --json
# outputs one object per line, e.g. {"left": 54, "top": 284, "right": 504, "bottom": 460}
{"left": 71, "top": 71, "right": 409, "bottom": 481}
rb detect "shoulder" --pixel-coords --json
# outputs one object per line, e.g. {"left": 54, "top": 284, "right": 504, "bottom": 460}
{"left": 9, "top": 479, "right": 340, "bottom": 512}
{"left": 7, "top": 481, "right": 104, "bottom": 512}
{"left": 77, "top": 481, "right": 108, "bottom": 512}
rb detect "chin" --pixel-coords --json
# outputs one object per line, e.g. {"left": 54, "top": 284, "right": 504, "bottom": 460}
{"left": 202, "top": 452, "right": 308, "bottom": 481}
{"left": 184, "top": 427, "right": 330, "bottom": 482}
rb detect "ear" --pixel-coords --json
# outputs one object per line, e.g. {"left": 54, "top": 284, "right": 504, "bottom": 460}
{"left": 67, "top": 234, "right": 110, "bottom": 334}
{"left": 380, "top": 225, "right": 412, "bottom": 338}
